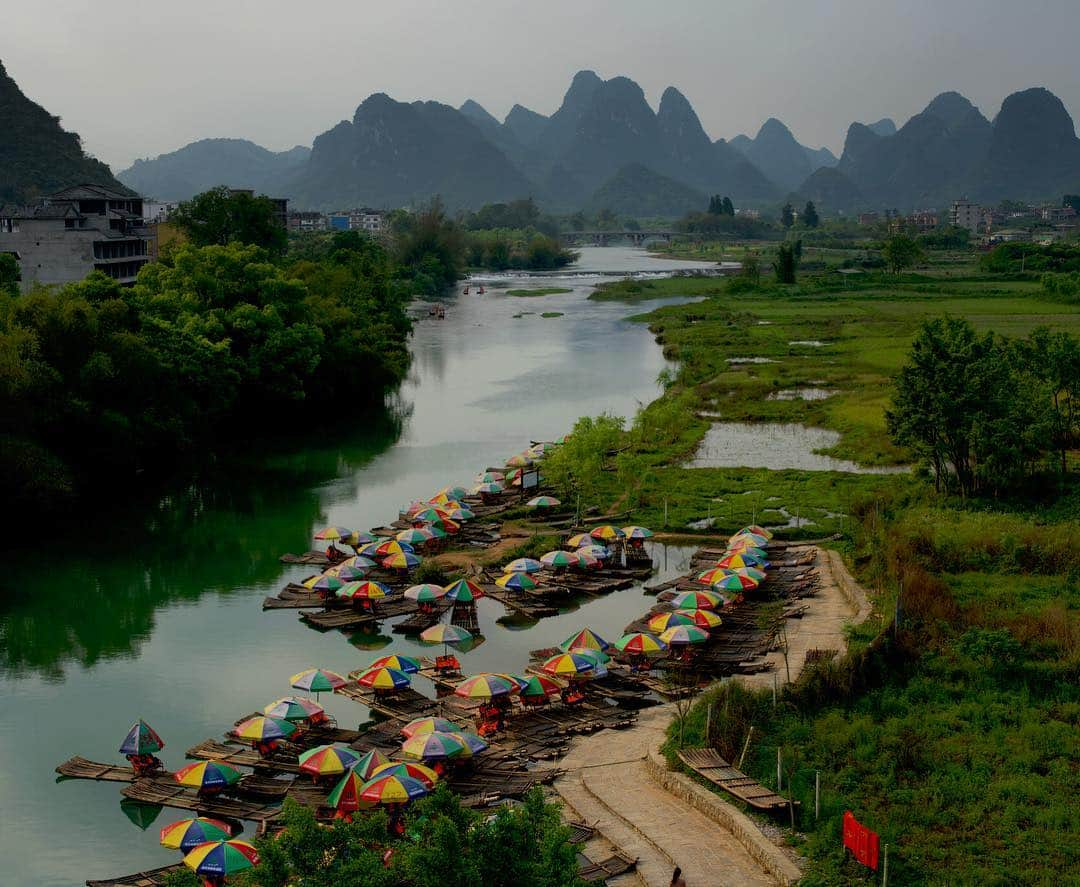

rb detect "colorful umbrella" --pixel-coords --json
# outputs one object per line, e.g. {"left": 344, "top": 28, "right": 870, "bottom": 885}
{"left": 622, "top": 526, "right": 654, "bottom": 540}
{"left": 422, "top": 522, "right": 449, "bottom": 539}
{"left": 505, "top": 467, "right": 526, "bottom": 486}
{"left": 578, "top": 544, "right": 612, "bottom": 560}
{"left": 613, "top": 631, "right": 667, "bottom": 654}
{"left": 723, "top": 545, "right": 769, "bottom": 562}
{"left": 357, "top": 773, "right": 430, "bottom": 806}
{"left": 706, "top": 571, "right": 759, "bottom": 592}
{"left": 326, "top": 769, "right": 370, "bottom": 812}
{"left": 368, "top": 654, "right": 421, "bottom": 674}
{"left": 400, "top": 716, "right": 461, "bottom": 739}
{"left": 183, "top": 840, "right": 259, "bottom": 877}
{"left": 262, "top": 696, "right": 325, "bottom": 722}
{"left": 496, "top": 572, "right": 539, "bottom": 591}
{"left": 716, "top": 552, "right": 767, "bottom": 570}
{"left": 337, "top": 580, "right": 391, "bottom": 601}
{"left": 577, "top": 550, "right": 602, "bottom": 570}
{"left": 404, "top": 583, "right": 448, "bottom": 603}
{"left": 343, "top": 531, "right": 377, "bottom": 547}
{"left": 353, "top": 749, "right": 391, "bottom": 781}
{"left": 444, "top": 578, "right": 484, "bottom": 602}
{"left": 505, "top": 453, "right": 534, "bottom": 467}
{"left": 326, "top": 563, "right": 370, "bottom": 581}
{"left": 559, "top": 628, "right": 610, "bottom": 652}
{"left": 419, "top": 623, "right": 473, "bottom": 645}
{"left": 647, "top": 611, "right": 697, "bottom": 632}
{"left": 504, "top": 557, "right": 542, "bottom": 574}
{"left": 401, "top": 731, "right": 469, "bottom": 761}
{"left": 520, "top": 674, "right": 564, "bottom": 698}
{"left": 375, "top": 540, "right": 415, "bottom": 558}
{"left": 290, "top": 668, "right": 347, "bottom": 693}
{"left": 540, "top": 549, "right": 584, "bottom": 569}
{"left": 527, "top": 496, "right": 561, "bottom": 509}
{"left": 737, "top": 524, "right": 773, "bottom": 540}
{"left": 567, "top": 533, "right": 596, "bottom": 548}
{"left": 426, "top": 516, "right": 461, "bottom": 534}
{"left": 356, "top": 666, "right": 411, "bottom": 691}
{"left": 454, "top": 731, "right": 489, "bottom": 755}
{"left": 396, "top": 527, "right": 434, "bottom": 545}
{"left": 119, "top": 719, "right": 164, "bottom": 756}
{"left": 304, "top": 574, "right": 347, "bottom": 594}
{"left": 473, "top": 481, "right": 504, "bottom": 495}
{"left": 160, "top": 817, "right": 233, "bottom": 853}
{"left": 589, "top": 525, "right": 626, "bottom": 541}
{"left": 433, "top": 486, "right": 469, "bottom": 501}
{"left": 340, "top": 555, "right": 377, "bottom": 570}
{"left": 729, "top": 531, "right": 769, "bottom": 548}
{"left": 297, "top": 744, "right": 361, "bottom": 779}
{"left": 475, "top": 471, "right": 505, "bottom": 484}
{"left": 383, "top": 551, "right": 422, "bottom": 570}
{"left": 173, "top": 761, "right": 241, "bottom": 791}
{"left": 454, "top": 673, "right": 521, "bottom": 699}
{"left": 734, "top": 566, "right": 768, "bottom": 583}
{"left": 528, "top": 441, "right": 557, "bottom": 456}
{"left": 659, "top": 625, "right": 710, "bottom": 645}
{"left": 674, "top": 608, "right": 724, "bottom": 629}
{"left": 371, "top": 761, "right": 440, "bottom": 789}
{"left": 411, "top": 507, "right": 450, "bottom": 523}
{"left": 541, "top": 652, "right": 596, "bottom": 678}
{"left": 314, "top": 527, "right": 352, "bottom": 541}
{"left": 440, "top": 505, "right": 475, "bottom": 521}
{"left": 233, "top": 716, "right": 296, "bottom": 743}
{"left": 671, "top": 588, "right": 726, "bottom": 609}
{"left": 569, "top": 648, "right": 609, "bottom": 676}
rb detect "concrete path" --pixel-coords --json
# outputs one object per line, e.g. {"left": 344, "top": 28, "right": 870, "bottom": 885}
{"left": 555, "top": 706, "right": 777, "bottom": 887}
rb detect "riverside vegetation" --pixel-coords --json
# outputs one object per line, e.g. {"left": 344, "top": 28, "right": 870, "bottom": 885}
{"left": 541, "top": 252, "right": 1079, "bottom": 885}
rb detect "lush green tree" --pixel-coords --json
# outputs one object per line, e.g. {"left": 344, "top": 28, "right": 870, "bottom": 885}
{"left": 0, "top": 252, "right": 19, "bottom": 296}
{"left": 541, "top": 414, "right": 625, "bottom": 509}
{"left": 568, "top": 211, "right": 586, "bottom": 232}
{"left": 392, "top": 197, "right": 466, "bottom": 293}
{"left": 780, "top": 202, "right": 795, "bottom": 228}
{"left": 802, "top": 201, "right": 819, "bottom": 228}
{"left": 171, "top": 186, "right": 287, "bottom": 255}
{"left": 722, "top": 197, "right": 735, "bottom": 216}
{"left": 741, "top": 253, "right": 761, "bottom": 283}
{"left": 882, "top": 234, "right": 925, "bottom": 275}
{"left": 1011, "top": 327, "right": 1080, "bottom": 474}
{"left": 595, "top": 207, "right": 617, "bottom": 230}
{"left": 707, "top": 194, "right": 723, "bottom": 215}
{"left": 773, "top": 241, "right": 797, "bottom": 283}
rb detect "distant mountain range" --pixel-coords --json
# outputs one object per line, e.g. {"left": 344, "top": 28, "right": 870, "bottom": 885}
{"left": 4, "top": 58, "right": 1079, "bottom": 216}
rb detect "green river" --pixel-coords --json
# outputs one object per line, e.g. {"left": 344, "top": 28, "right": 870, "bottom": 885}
{"left": 0, "top": 248, "right": 717, "bottom": 886}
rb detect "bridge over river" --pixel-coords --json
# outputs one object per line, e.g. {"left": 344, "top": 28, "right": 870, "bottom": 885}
{"left": 560, "top": 230, "right": 693, "bottom": 246}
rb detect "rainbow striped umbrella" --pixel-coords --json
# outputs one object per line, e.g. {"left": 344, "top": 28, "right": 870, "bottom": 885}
{"left": 716, "top": 552, "right": 767, "bottom": 570}
{"left": 358, "top": 773, "right": 430, "bottom": 806}
{"left": 559, "top": 627, "right": 610, "bottom": 652}
{"left": 521, "top": 674, "right": 564, "bottom": 698}
{"left": 613, "top": 631, "right": 667, "bottom": 654}
{"left": 433, "top": 486, "right": 469, "bottom": 501}
{"left": 397, "top": 527, "right": 434, "bottom": 545}
{"left": 420, "top": 623, "right": 473, "bottom": 644}
{"left": 368, "top": 654, "right": 421, "bottom": 674}
{"left": 707, "top": 571, "right": 759, "bottom": 592}
{"left": 262, "top": 696, "right": 325, "bottom": 722}
{"left": 358, "top": 541, "right": 387, "bottom": 557}
{"left": 496, "top": 572, "right": 539, "bottom": 591}
{"left": 441, "top": 506, "right": 475, "bottom": 522}
{"left": 674, "top": 608, "right": 724, "bottom": 629}
{"left": 374, "top": 540, "right": 415, "bottom": 557}
{"left": 353, "top": 749, "right": 391, "bottom": 781}
{"left": 671, "top": 589, "right": 725, "bottom": 609}
{"left": 589, "top": 525, "right": 626, "bottom": 541}
{"left": 371, "top": 761, "right": 440, "bottom": 789}
{"left": 337, "top": 580, "right": 391, "bottom": 601}
{"left": 569, "top": 648, "right": 609, "bottom": 676}
{"left": 730, "top": 531, "right": 769, "bottom": 548}
{"left": 736, "top": 524, "right": 773, "bottom": 540}
{"left": 173, "top": 761, "right": 241, "bottom": 791}
{"left": 528, "top": 441, "right": 557, "bottom": 457}
{"left": 400, "top": 716, "right": 461, "bottom": 739}
{"left": 326, "top": 769, "right": 370, "bottom": 812}
{"left": 473, "top": 481, "right": 504, "bottom": 495}
{"left": 541, "top": 652, "right": 596, "bottom": 678}
{"left": 622, "top": 526, "right": 654, "bottom": 539}
{"left": 659, "top": 625, "right": 710, "bottom": 645}
{"left": 233, "top": 716, "right": 296, "bottom": 743}
{"left": 304, "top": 574, "right": 346, "bottom": 594}
{"left": 505, "top": 467, "right": 526, "bottom": 486}
{"left": 475, "top": 471, "right": 505, "bottom": 484}
{"left": 454, "top": 673, "right": 521, "bottom": 699}
{"left": 527, "top": 496, "right": 561, "bottom": 509}
{"left": 647, "top": 611, "right": 697, "bottom": 632}
{"left": 160, "top": 817, "right": 233, "bottom": 853}
{"left": 422, "top": 522, "right": 449, "bottom": 539}
{"left": 343, "top": 531, "right": 377, "bottom": 547}
{"left": 578, "top": 544, "right": 612, "bottom": 560}
{"left": 504, "top": 557, "right": 543, "bottom": 574}
{"left": 340, "top": 555, "right": 377, "bottom": 570}
{"left": 567, "top": 533, "right": 595, "bottom": 548}
{"left": 454, "top": 731, "right": 489, "bottom": 755}
{"left": 444, "top": 578, "right": 484, "bottom": 602}
{"left": 314, "top": 526, "right": 352, "bottom": 541}
{"left": 326, "top": 563, "right": 370, "bottom": 581}
{"left": 119, "top": 719, "right": 164, "bottom": 755}
{"left": 411, "top": 507, "right": 450, "bottom": 523}
{"left": 734, "top": 566, "right": 768, "bottom": 583}
{"left": 356, "top": 666, "right": 411, "bottom": 691}
{"left": 505, "top": 453, "right": 534, "bottom": 467}
{"left": 290, "top": 668, "right": 347, "bottom": 693}
{"left": 426, "top": 516, "right": 461, "bottom": 534}
{"left": 541, "top": 549, "right": 583, "bottom": 569}
{"left": 383, "top": 551, "right": 422, "bottom": 570}
{"left": 404, "top": 583, "right": 448, "bottom": 603}
{"left": 724, "top": 545, "right": 769, "bottom": 562}
{"left": 298, "top": 744, "right": 360, "bottom": 779}
{"left": 183, "top": 840, "right": 259, "bottom": 877}
{"left": 401, "top": 731, "right": 470, "bottom": 761}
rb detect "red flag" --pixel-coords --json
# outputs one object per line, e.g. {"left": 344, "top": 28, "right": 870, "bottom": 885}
{"left": 843, "top": 811, "right": 880, "bottom": 870}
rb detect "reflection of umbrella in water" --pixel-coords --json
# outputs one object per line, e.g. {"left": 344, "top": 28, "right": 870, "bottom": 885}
{"left": 120, "top": 798, "right": 163, "bottom": 831}
{"left": 348, "top": 628, "right": 394, "bottom": 651}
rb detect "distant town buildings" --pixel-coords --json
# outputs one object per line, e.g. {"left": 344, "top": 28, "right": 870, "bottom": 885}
{"left": 949, "top": 198, "right": 983, "bottom": 234}
{"left": 287, "top": 211, "right": 328, "bottom": 233}
{"left": 857, "top": 212, "right": 879, "bottom": 226}
{"left": 0, "top": 184, "right": 155, "bottom": 292}
{"left": 292, "top": 208, "right": 388, "bottom": 235}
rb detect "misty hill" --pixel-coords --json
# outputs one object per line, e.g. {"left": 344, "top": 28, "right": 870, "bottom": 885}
{"left": 729, "top": 120, "right": 837, "bottom": 188}
{"left": 792, "top": 167, "right": 863, "bottom": 213}
{"left": 587, "top": 163, "right": 705, "bottom": 217}
{"left": 0, "top": 59, "right": 130, "bottom": 204}
{"left": 503, "top": 104, "right": 549, "bottom": 145}
{"left": 288, "top": 93, "right": 533, "bottom": 211}
{"left": 117, "top": 139, "right": 310, "bottom": 201}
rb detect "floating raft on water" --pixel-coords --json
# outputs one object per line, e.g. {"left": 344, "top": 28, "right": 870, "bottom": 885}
{"left": 186, "top": 739, "right": 301, "bottom": 775}
{"left": 336, "top": 682, "right": 439, "bottom": 720}
{"left": 86, "top": 863, "right": 185, "bottom": 887}
{"left": 677, "top": 748, "right": 796, "bottom": 812}
{"left": 56, "top": 758, "right": 290, "bottom": 799}
{"left": 121, "top": 779, "right": 282, "bottom": 821}
{"left": 56, "top": 756, "right": 142, "bottom": 783}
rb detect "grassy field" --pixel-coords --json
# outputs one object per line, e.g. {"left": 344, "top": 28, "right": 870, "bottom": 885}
{"left": 548, "top": 260, "right": 1080, "bottom": 884}
{"left": 504, "top": 286, "right": 572, "bottom": 297}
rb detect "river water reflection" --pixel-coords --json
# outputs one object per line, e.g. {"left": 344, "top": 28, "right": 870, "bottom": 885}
{"left": 0, "top": 247, "right": 715, "bottom": 886}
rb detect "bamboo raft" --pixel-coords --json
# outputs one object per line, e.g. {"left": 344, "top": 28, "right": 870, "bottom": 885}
{"left": 391, "top": 598, "right": 453, "bottom": 634}
{"left": 482, "top": 583, "right": 560, "bottom": 619}
{"left": 186, "top": 739, "right": 301, "bottom": 775}
{"left": 578, "top": 851, "right": 637, "bottom": 882}
{"left": 55, "top": 759, "right": 290, "bottom": 801}
{"left": 121, "top": 779, "right": 282, "bottom": 821}
{"left": 280, "top": 550, "right": 333, "bottom": 567}
{"left": 300, "top": 608, "right": 377, "bottom": 630}
{"left": 677, "top": 748, "right": 796, "bottom": 812}
{"left": 86, "top": 864, "right": 185, "bottom": 887}
{"left": 336, "top": 682, "right": 439, "bottom": 719}
{"left": 56, "top": 756, "right": 143, "bottom": 783}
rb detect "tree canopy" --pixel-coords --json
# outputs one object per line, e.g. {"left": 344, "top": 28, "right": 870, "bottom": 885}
{"left": 882, "top": 234, "right": 925, "bottom": 275}
{"left": 170, "top": 185, "right": 288, "bottom": 255}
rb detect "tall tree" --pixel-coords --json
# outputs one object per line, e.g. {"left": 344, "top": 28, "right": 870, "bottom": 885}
{"left": 802, "top": 201, "right": 819, "bottom": 228}
{"left": 722, "top": 197, "right": 735, "bottom": 216}
{"left": 773, "top": 242, "right": 797, "bottom": 283}
{"left": 780, "top": 203, "right": 795, "bottom": 229}
{"left": 882, "top": 235, "right": 925, "bottom": 275}
{"left": 170, "top": 186, "right": 287, "bottom": 255}
{"left": 0, "top": 252, "right": 19, "bottom": 296}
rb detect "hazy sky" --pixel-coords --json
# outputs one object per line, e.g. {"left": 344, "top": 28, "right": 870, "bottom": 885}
{"left": 5, "top": 0, "right": 1080, "bottom": 170}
